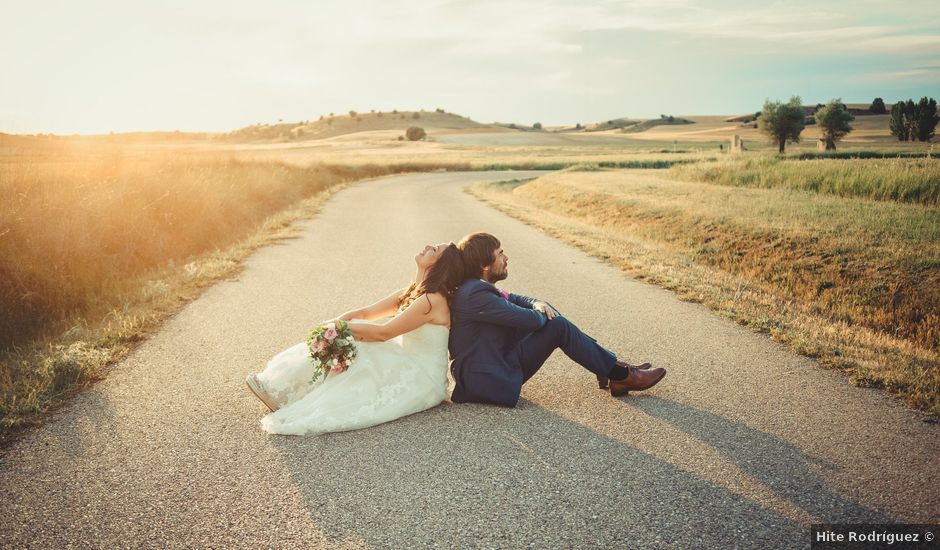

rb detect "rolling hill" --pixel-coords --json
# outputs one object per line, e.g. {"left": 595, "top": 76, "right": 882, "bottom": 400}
{"left": 222, "top": 110, "right": 488, "bottom": 142}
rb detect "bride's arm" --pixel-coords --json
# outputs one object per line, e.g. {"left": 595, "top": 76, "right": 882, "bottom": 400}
{"left": 337, "top": 288, "right": 405, "bottom": 322}
{"left": 349, "top": 293, "right": 444, "bottom": 342}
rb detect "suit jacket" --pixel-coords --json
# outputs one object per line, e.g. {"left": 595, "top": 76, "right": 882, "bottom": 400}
{"left": 448, "top": 278, "right": 546, "bottom": 406}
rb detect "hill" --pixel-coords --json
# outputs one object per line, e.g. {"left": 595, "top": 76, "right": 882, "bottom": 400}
{"left": 619, "top": 116, "right": 694, "bottom": 133}
{"left": 222, "top": 110, "right": 486, "bottom": 142}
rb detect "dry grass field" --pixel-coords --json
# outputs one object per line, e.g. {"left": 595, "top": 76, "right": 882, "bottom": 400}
{"left": 469, "top": 167, "right": 940, "bottom": 417}
{"left": 2, "top": 107, "right": 937, "bottom": 435}
{"left": 671, "top": 155, "right": 940, "bottom": 205}
{"left": 0, "top": 139, "right": 471, "bottom": 434}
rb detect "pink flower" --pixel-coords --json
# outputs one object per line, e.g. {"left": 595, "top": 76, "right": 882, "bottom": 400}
{"left": 324, "top": 327, "right": 338, "bottom": 341}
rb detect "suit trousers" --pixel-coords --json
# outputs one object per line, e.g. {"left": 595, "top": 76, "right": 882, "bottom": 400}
{"left": 508, "top": 316, "right": 618, "bottom": 383}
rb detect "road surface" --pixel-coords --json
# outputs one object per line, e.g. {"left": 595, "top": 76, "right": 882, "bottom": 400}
{"left": 1, "top": 171, "right": 937, "bottom": 548}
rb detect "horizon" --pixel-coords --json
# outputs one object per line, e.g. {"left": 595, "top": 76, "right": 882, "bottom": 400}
{"left": 2, "top": 0, "right": 939, "bottom": 135}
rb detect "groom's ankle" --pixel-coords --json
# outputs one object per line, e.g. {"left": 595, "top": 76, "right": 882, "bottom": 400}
{"left": 607, "top": 365, "right": 628, "bottom": 381}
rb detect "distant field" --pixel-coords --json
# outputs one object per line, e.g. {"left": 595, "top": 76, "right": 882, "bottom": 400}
{"left": 469, "top": 168, "right": 940, "bottom": 416}
{"left": 670, "top": 155, "right": 940, "bottom": 205}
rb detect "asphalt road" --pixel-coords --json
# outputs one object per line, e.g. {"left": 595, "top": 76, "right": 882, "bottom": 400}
{"left": 1, "top": 171, "right": 937, "bottom": 549}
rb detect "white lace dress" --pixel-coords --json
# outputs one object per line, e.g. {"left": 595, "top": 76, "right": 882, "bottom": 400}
{"left": 256, "top": 320, "right": 450, "bottom": 435}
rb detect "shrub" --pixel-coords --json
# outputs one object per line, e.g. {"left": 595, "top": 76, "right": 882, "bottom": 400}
{"left": 405, "top": 126, "right": 426, "bottom": 141}
{"left": 870, "top": 97, "right": 887, "bottom": 114}
{"left": 533, "top": 122, "right": 542, "bottom": 130}
{"left": 412, "top": 112, "right": 420, "bottom": 119}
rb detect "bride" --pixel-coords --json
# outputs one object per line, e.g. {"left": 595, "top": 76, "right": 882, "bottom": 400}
{"left": 245, "top": 242, "right": 462, "bottom": 435}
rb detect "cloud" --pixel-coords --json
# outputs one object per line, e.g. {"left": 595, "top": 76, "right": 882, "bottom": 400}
{"left": 850, "top": 66, "right": 940, "bottom": 82}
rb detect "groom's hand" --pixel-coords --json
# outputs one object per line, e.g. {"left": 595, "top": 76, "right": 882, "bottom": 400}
{"left": 532, "top": 301, "right": 559, "bottom": 320}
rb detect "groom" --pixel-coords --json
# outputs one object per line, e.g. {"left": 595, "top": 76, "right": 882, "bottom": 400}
{"left": 448, "top": 232, "right": 666, "bottom": 407}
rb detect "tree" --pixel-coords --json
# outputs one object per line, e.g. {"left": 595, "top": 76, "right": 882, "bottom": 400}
{"left": 905, "top": 99, "right": 918, "bottom": 140}
{"left": 533, "top": 122, "right": 542, "bottom": 130}
{"left": 759, "top": 96, "right": 806, "bottom": 153}
{"left": 889, "top": 97, "right": 938, "bottom": 142}
{"left": 890, "top": 102, "right": 909, "bottom": 141}
{"left": 870, "top": 97, "right": 887, "bottom": 114}
{"left": 815, "top": 99, "right": 854, "bottom": 150}
{"left": 405, "top": 126, "right": 426, "bottom": 141}
{"left": 349, "top": 110, "right": 357, "bottom": 117}
{"left": 915, "top": 96, "right": 939, "bottom": 142}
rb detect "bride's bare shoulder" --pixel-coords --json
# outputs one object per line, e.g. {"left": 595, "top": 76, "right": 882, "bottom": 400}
{"left": 426, "top": 291, "right": 447, "bottom": 301}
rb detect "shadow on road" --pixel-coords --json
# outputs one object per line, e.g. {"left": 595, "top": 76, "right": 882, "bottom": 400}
{"left": 265, "top": 397, "right": 846, "bottom": 548}
{"left": 630, "top": 397, "right": 896, "bottom": 525}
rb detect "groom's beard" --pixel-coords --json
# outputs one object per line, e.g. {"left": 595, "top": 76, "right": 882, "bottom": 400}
{"left": 486, "top": 271, "right": 508, "bottom": 284}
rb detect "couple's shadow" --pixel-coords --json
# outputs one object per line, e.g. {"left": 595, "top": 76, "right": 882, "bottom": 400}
{"left": 269, "top": 395, "right": 894, "bottom": 548}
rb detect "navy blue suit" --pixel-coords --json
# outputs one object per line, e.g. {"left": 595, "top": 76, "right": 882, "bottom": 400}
{"left": 448, "top": 279, "right": 618, "bottom": 406}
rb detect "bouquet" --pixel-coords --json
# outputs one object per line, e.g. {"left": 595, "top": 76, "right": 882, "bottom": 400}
{"left": 306, "top": 320, "right": 357, "bottom": 384}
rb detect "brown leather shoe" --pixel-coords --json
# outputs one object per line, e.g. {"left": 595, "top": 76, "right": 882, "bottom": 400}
{"left": 609, "top": 367, "right": 666, "bottom": 397}
{"left": 597, "top": 361, "right": 653, "bottom": 389}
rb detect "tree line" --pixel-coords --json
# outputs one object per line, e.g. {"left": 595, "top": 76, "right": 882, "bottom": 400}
{"left": 889, "top": 98, "right": 939, "bottom": 142}
{"left": 757, "top": 96, "right": 937, "bottom": 153}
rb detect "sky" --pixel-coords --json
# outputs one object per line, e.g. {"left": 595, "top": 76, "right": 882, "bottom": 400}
{"left": 2, "top": 0, "right": 939, "bottom": 135}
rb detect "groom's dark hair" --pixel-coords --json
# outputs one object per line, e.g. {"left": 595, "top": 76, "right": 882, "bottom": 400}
{"left": 457, "top": 232, "right": 500, "bottom": 279}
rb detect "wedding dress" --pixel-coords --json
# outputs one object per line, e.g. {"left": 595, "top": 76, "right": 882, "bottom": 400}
{"left": 256, "top": 320, "right": 450, "bottom": 435}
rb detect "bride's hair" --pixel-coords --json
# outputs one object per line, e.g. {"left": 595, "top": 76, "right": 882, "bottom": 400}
{"left": 399, "top": 243, "right": 464, "bottom": 313}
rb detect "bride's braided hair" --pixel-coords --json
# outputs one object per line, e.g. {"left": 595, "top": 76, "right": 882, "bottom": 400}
{"left": 398, "top": 243, "right": 464, "bottom": 313}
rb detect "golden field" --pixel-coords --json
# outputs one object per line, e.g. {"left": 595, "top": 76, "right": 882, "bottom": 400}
{"left": 469, "top": 167, "right": 940, "bottom": 416}
{"left": 0, "top": 138, "right": 470, "bottom": 435}
{"left": 2, "top": 110, "right": 938, "bottom": 435}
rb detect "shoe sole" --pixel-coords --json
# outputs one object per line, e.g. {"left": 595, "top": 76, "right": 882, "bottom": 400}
{"left": 609, "top": 369, "right": 667, "bottom": 397}
{"left": 245, "top": 375, "right": 279, "bottom": 412}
